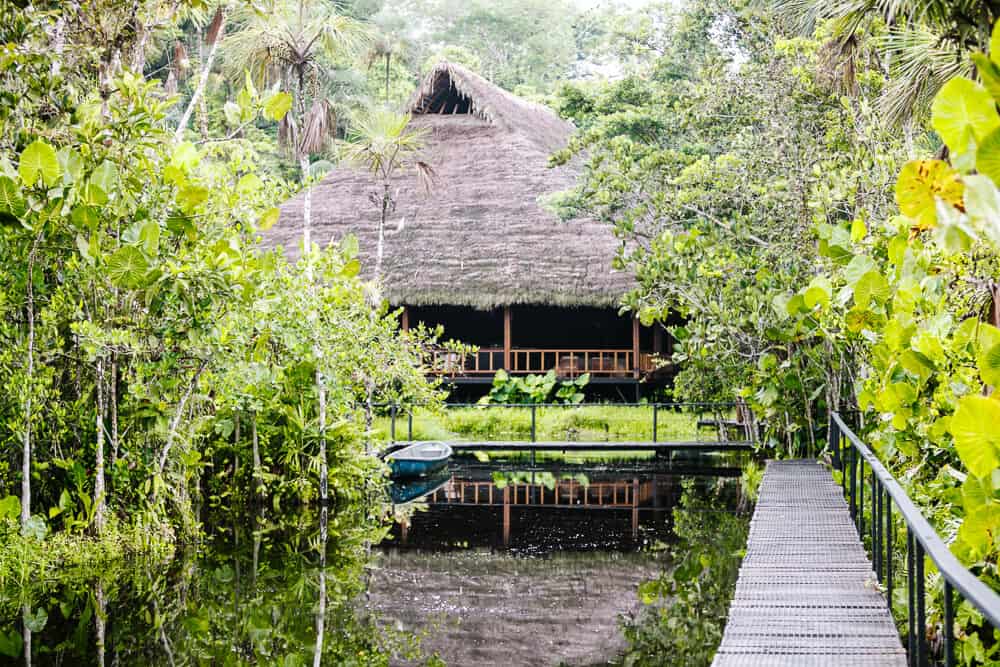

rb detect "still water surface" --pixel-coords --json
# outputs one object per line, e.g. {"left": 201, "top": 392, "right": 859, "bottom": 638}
{"left": 0, "top": 453, "right": 749, "bottom": 666}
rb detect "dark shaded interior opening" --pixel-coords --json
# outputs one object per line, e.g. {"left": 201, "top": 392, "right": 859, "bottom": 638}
{"left": 511, "top": 306, "right": 632, "bottom": 348}
{"left": 408, "top": 305, "right": 503, "bottom": 346}
{"left": 405, "top": 305, "right": 665, "bottom": 350}
{"left": 412, "top": 74, "right": 473, "bottom": 115}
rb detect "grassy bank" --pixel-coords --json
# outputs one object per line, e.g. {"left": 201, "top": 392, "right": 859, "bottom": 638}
{"left": 373, "top": 405, "right": 723, "bottom": 443}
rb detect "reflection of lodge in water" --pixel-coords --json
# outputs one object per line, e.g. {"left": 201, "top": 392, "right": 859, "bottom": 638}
{"left": 391, "top": 464, "right": 741, "bottom": 551}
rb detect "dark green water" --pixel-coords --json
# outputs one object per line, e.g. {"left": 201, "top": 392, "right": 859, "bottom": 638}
{"left": 0, "top": 453, "right": 751, "bottom": 666}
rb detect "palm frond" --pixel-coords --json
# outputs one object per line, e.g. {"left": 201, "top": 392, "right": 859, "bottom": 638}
{"left": 879, "top": 25, "right": 970, "bottom": 122}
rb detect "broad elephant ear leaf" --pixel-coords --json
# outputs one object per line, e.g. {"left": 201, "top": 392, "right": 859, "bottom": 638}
{"left": 106, "top": 246, "right": 150, "bottom": 288}
{"left": 951, "top": 395, "right": 1000, "bottom": 479}
{"left": 19, "top": 139, "right": 61, "bottom": 187}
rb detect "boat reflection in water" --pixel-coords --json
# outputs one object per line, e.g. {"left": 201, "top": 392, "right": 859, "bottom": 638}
{"left": 372, "top": 452, "right": 748, "bottom": 665}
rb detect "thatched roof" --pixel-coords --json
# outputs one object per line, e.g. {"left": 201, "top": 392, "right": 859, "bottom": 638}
{"left": 265, "top": 61, "right": 633, "bottom": 309}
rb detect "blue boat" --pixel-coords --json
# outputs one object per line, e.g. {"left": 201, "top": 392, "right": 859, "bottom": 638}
{"left": 386, "top": 441, "right": 453, "bottom": 478}
{"left": 389, "top": 473, "right": 451, "bottom": 504}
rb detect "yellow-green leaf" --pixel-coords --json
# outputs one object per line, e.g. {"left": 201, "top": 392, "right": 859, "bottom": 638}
{"left": 263, "top": 91, "right": 293, "bottom": 121}
{"left": 931, "top": 77, "right": 1000, "bottom": 156}
{"left": 951, "top": 395, "right": 1000, "bottom": 479}
{"left": 854, "top": 271, "right": 890, "bottom": 309}
{"left": 19, "top": 140, "right": 61, "bottom": 187}
{"left": 979, "top": 342, "right": 1000, "bottom": 386}
{"left": 895, "top": 160, "right": 964, "bottom": 230}
{"left": 257, "top": 207, "right": 279, "bottom": 231}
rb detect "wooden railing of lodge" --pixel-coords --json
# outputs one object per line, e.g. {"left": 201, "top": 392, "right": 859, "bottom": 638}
{"left": 429, "top": 347, "right": 657, "bottom": 378}
{"left": 428, "top": 477, "right": 654, "bottom": 509}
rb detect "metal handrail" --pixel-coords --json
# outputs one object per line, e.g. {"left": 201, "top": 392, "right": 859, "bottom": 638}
{"left": 832, "top": 412, "right": 1000, "bottom": 665}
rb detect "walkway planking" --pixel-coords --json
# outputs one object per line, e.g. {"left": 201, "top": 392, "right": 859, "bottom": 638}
{"left": 713, "top": 460, "right": 906, "bottom": 667}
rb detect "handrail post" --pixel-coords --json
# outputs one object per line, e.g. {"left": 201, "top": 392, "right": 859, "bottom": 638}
{"left": 390, "top": 404, "right": 397, "bottom": 442}
{"left": 944, "top": 580, "right": 955, "bottom": 667}
{"left": 531, "top": 404, "right": 536, "bottom": 443}
{"left": 652, "top": 404, "right": 658, "bottom": 443}
{"left": 408, "top": 410, "right": 413, "bottom": 440}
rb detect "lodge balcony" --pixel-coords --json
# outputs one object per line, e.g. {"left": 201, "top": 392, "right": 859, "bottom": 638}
{"left": 402, "top": 304, "right": 673, "bottom": 385}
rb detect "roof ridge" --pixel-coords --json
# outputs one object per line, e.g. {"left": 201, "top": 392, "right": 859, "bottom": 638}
{"left": 406, "top": 61, "right": 572, "bottom": 153}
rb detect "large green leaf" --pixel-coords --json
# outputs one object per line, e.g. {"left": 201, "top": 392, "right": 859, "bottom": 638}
{"left": 263, "top": 91, "right": 293, "bottom": 121}
{"left": 0, "top": 175, "right": 25, "bottom": 226}
{"left": 0, "top": 629, "right": 22, "bottom": 658}
{"left": 951, "top": 395, "right": 1000, "bottom": 479}
{"left": 106, "top": 246, "right": 150, "bottom": 288}
{"left": 0, "top": 494, "right": 20, "bottom": 521}
{"left": 19, "top": 140, "right": 61, "bottom": 187}
{"left": 932, "top": 78, "right": 1000, "bottom": 155}
{"left": 979, "top": 343, "right": 1000, "bottom": 386}
{"left": 853, "top": 271, "right": 890, "bottom": 309}
{"left": 90, "top": 160, "right": 119, "bottom": 194}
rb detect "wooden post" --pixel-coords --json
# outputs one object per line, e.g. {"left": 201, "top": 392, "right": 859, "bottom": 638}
{"left": 632, "top": 477, "right": 639, "bottom": 540}
{"left": 503, "top": 485, "right": 510, "bottom": 546}
{"left": 632, "top": 317, "right": 640, "bottom": 379}
{"left": 653, "top": 325, "right": 663, "bottom": 355}
{"left": 401, "top": 305, "right": 409, "bottom": 332}
{"left": 503, "top": 306, "right": 512, "bottom": 371}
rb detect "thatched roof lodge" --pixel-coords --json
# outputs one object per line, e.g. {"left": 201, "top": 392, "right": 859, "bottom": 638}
{"left": 267, "top": 62, "right": 671, "bottom": 389}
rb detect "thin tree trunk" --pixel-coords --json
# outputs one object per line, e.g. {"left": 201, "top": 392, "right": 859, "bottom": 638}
{"left": 313, "top": 505, "right": 328, "bottom": 667}
{"left": 94, "top": 356, "right": 107, "bottom": 534}
{"left": 233, "top": 410, "right": 240, "bottom": 485}
{"left": 317, "top": 369, "right": 327, "bottom": 502}
{"left": 251, "top": 412, "right": 262, "bottom": 499}
{"left": 21, "top": 231, "right": 43, "bottom": 529}
{"left": 95, "top": 581, "right": 107, "bottom": 667}
{"left": 157, "top": 359, "right": 208, "bottom": 475}
{"left": 300, "top": 156, "right": 312, "bottom": 251}
{"left": 110, "top": 353, "right": 119, "bottom": 469}
{"left": 174, "top": 8, "right": 225, "bottom": 142}
{"left": 22, "top": 605, "right": 31, "bottom": 667}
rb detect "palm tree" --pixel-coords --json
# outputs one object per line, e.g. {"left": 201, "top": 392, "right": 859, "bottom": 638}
{"left": 339, "top": 108, "right": 433, "bottom": 288}
{"left": 224, "top": 0, "right": 370, "bottom": 248}
{"left": 767, "top": 0, "right": 995, "bottom": 121}
{"left": 338, "top": 109, "right": 433, "bottom": 454}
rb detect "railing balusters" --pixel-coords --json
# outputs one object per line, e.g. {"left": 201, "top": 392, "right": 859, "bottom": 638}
{"left": 916, "top": 540, "right": 926, "bottom": 667}
{"left": 944, "top": 580, "right": 955, "bottom": 667}
{"left": 886, "top": 490, "right": 893, "bottom": 610}
{"left": 907, "top": 527, "right": 916, "bottom": 667}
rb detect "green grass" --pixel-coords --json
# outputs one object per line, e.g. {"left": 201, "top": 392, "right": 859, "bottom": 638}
{"left": 374, "top": 404, "right": 721, "bottom": 443}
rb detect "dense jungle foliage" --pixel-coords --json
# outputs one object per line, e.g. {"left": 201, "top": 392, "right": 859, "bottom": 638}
{"left": 556, "top": 0, "right": 1000, "bottom": 662}
{"left": 8, "top": 0, "right": 1000, "bottom": 663}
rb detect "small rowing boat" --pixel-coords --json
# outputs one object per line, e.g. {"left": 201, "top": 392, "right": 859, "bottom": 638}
{"left": 385, "top": 441, "right": 453, "bottom": 478}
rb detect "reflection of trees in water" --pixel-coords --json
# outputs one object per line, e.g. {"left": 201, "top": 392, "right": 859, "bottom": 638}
{"left": 0, "top": 504, "right": 427, "bottom": 665}
{"left": 621, "top": 477, "right": 751, "bottom": 667}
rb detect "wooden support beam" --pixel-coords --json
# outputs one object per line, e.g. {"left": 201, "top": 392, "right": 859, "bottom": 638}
{"left": 632, "top": 317, "right": 640, "bottom": 378}
{"left": 503, "top": 306, "right": 512, "bottom": 371}
{"left": 401, "top": 305, "right": 409, "bottom": 332}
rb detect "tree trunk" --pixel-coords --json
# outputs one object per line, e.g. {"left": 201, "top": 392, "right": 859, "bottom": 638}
{"left": 251, "top": 413, "right": 263, "bottom": 500}
{"left": 21, "top": 231, "right": 43, "bottom": 529}
{"left": 158, "top": 359, "right": 208, "bottom": 475}
{"left": 300, "top": 156, "right": 312, "bottom": 252}
{"left": 312, "top": 505, "right": 328, "bottom": 667}
{"left": 317, "top": 369, "right": 328, "bottom": 502}
{"left": 174, "top": 9, "right": 225, "bottom": 142}
{"left": 94, "top": 356, "right": 107, "bottom": 535}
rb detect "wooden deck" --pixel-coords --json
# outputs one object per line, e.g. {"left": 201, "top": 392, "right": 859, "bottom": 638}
{"left": 713, "top": 460, "right": 906, "bottom": 666}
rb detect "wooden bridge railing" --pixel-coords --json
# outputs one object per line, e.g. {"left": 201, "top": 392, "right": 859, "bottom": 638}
{"left": 428, "top": 348, "right": 657, "bottom": 378}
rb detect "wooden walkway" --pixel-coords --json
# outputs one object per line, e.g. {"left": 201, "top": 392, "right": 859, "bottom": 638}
{"left": 391, "top": 440, "right": 753, "bottom": 452}
{"left": 713, "top": 460, "right": 906, "bottom": 666}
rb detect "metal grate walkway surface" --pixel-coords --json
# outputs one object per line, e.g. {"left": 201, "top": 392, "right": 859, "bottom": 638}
{"left": 713, "top": 460, "right": 906, "bottom": 667}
